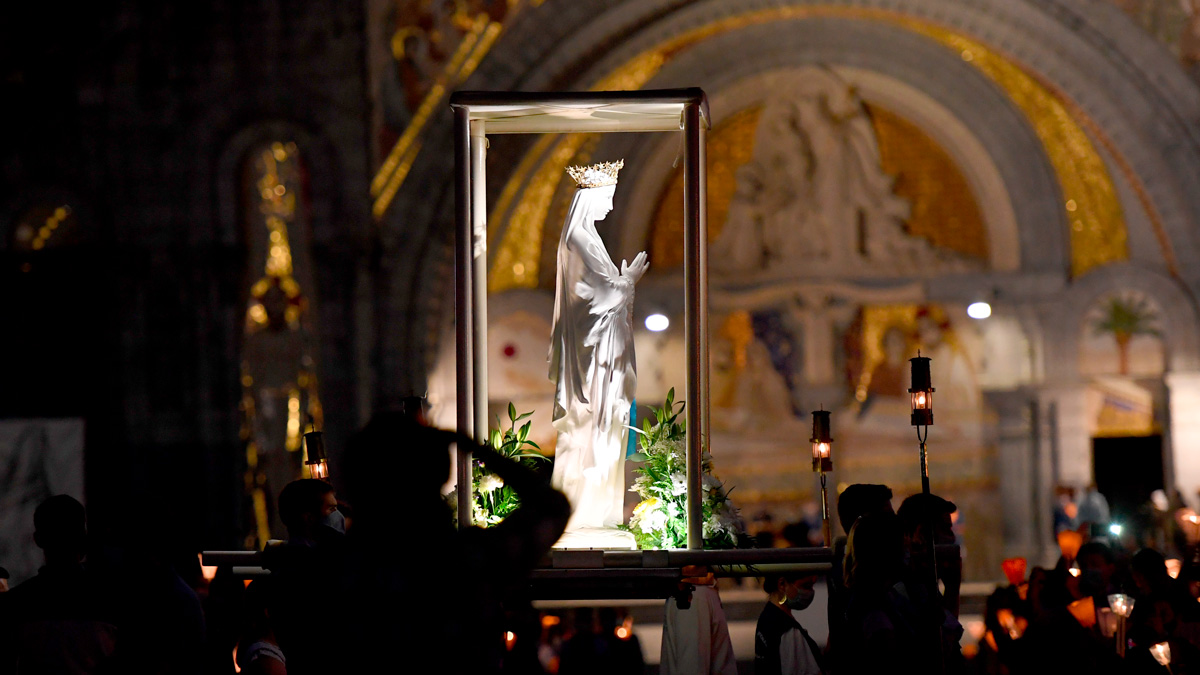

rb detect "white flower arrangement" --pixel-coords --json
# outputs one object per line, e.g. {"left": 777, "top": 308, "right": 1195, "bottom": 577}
{"left": 446, "top": 403, "right": 546, "bottom": 528}
{"left": 623, "top": 389, "right": 745, "bottom": 549}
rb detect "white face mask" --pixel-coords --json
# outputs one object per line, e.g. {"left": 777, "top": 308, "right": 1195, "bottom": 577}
{"left": 788, "top": 586, "right": 816, "bottom": 611}
{"left": 320, "top": 509, "right": 346, "bottom": 535}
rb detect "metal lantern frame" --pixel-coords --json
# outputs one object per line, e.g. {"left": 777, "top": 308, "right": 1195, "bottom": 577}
{"left": 449, "top": 89, "right": 712, "bottom": 549}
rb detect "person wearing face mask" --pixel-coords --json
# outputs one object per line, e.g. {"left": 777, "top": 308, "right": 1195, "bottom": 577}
{"left": 261, "top": 479, "right": 347, "bottom": 675}
{"left": 278, "top": 479, "right": 346, "bottom": 546}
{"left": 755, "top": 573, "right": 824, "bottom": 675}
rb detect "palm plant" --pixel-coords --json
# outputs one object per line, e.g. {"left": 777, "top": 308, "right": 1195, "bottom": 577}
{"left": 1092, "top": 295, "right": 1160, "bottom": 375}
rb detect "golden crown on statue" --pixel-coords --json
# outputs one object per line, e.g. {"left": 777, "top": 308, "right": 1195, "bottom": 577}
{"left": 567, "top": 159, "right": 624, "bottom": 189}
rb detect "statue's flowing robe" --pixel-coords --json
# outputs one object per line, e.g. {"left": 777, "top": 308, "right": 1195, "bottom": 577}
{"left": 548, "top": 185, "right": 637, "bottom": 530}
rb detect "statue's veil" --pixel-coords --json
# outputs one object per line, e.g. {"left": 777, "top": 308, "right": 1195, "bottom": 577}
{"left": 548, "top": 186, "right": 610, "bottom": 423}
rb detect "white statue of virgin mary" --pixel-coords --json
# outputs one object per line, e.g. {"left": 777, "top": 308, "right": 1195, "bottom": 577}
{"left": 549, "top": 160, "right": 647, "bottom": 544}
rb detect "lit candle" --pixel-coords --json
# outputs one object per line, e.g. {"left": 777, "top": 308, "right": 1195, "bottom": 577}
{"left": 304, "top": 430, "right": 329, "bottom": 481}
{"left": 1150, "top": 641, "right": 1171, "bottom": 667}
{"left": 810, "top": 410, "right": 833, "bottom": 472}
{"left": 1107, "top": 593, "right": 1135, "bottom": 618}
{"left": 909, "top": 352, "right": 934, "bottom": 426}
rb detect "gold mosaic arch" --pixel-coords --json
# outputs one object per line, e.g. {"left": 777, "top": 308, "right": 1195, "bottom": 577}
{"left": 648, "top": 102, "right": 989, "bottom": 269}
{"left": 486, "top": 6, "right": 1135, "bottom": 293}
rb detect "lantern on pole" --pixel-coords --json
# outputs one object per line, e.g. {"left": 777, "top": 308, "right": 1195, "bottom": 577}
{"left": 303, "top": 418, "right": 329, "bottom": 481}
{"left": 811, "top": 409, "right": 833, "bottom": 547}
{"left": 909, "top": 351, "right": 935, "bottom": 494}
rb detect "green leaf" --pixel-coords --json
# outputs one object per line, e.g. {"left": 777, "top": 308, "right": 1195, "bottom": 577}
{"left": 515, "top": 411, "right": 533, "bottom": 422}
{"left": 628, "top": 452, "right": 648, "bottom": 462}
{"left": 508, "top": 402, "right": 517, "bottom": 423}
{"left": 524, "top": 440, "right": 542, "bottom": 450}
{"left": 519, "top": 421, "right": 530, "bottom": 442}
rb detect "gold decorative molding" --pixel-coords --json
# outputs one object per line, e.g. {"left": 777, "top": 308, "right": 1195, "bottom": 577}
{"left": 372, "top": 14, "right": 501, "bottom": 219}
{"left": 906, "top": 23, "right": 1126, "bottom": 277}
{"left": 871, "top": 105, "right": 989, "bottom": 261}
{"left": 854, "top": 304, "right": 922, "bottom": 403}
{"left": 488, "top": 5, "right": 1135, "bottom": 290}
{"left": 649, "top": 106, "right": 760, "bottom": 269}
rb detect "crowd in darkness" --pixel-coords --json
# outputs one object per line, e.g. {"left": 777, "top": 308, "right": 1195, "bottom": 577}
{"left": 751, "top": 482, "right": 1200, "bottom": 675}
{"left": 0, "top": 412, "right": 571, "bottom": 674}
{"left": 2, "top": 413, "right": 1200, "bottom": 674}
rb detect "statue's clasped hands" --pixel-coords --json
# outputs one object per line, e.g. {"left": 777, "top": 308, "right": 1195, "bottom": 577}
{"left": 620, "top": 251, "right": 649, "bottom": 284}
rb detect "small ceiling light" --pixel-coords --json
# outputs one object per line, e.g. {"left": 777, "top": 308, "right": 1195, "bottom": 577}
{"left": 967, "top": 301, "right": 992, "bottom": 320}
{"left": 645, "top": 313, "right": 669, "bottom": 332}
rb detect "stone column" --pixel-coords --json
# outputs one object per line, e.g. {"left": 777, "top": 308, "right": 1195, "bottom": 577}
{"left": 1166, "top": 371, "right": 1200, "bottom": 510}
{"left": 986, "top": 390, "right": 1039, "bottom": 559}
{"left": 1040, "top": 384, "right": 1092, "bottom": 487}
{"left": 796, "top": 307, "right": 836, "bottom": 387}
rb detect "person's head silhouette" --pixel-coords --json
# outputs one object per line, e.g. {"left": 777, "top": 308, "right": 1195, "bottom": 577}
{"left": 33, "top": 494, "right": 87, "bottom": 566}
{"left": 279, "top": 479, "right": 343, "bottom": 545}
{"left": 342, "top": 412, "right": 458, "bottom": 529}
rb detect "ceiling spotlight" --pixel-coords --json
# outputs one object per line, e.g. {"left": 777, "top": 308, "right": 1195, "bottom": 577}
{"left": 645, "top": 313, "right": 669, "bottom": 332}
{"left": 967, "top": 301, "right": 992, "bottom": 320}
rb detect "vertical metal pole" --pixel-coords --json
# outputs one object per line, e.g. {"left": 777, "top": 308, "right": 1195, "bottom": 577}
{"left": 920, "top": 437, "right": 931, "bottom": 495}
{"left": 820, "top": 472, "right": 832, "bottom": 547}
{"left": 683, "top": 103, "right": 704, "bottom": 550}
{"left": 917, "top": 423, "right": 942, "bottom": 672}
{"left": 470, "top": 120, "right": 489, "bottom": 450}
{"left": 454, "top": 107, "right": 473, "bottom": 525}
{"left": 698, "top": 113, "right": 711, "bottom": 498}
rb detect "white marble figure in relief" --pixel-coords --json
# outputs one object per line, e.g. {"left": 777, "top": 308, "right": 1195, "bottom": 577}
{"left": 548, "top": 160, "right": 646, "bottom": 545}
{"left": 713, "top": 66, "right": 973, "bottom": 278}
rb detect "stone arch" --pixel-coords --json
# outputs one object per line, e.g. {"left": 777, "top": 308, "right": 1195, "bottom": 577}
{"left": 1061, "top": 263, "right": 1200, "bottom": 375}
{"left": 379, "top": 0, "right": 1200, "bottom": 397}
{"left": 599, "top": 24, "right": 1058, "bottom": 274}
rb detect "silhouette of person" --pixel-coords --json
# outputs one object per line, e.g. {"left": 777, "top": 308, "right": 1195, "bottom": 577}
{"left": 262, "top": 479, "right": 346, "bottom": 675}
{"left": 0, "top": 495, "right": 119, "bottom": 674}
{"left": 826, "top": 483, "right": 894, "bottom": 665}
{"left": 333, "top": 412, "right": 569, "bottom": 674}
